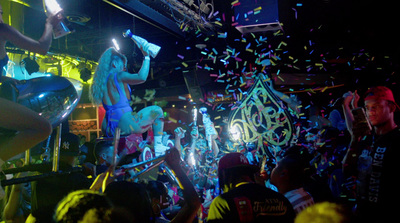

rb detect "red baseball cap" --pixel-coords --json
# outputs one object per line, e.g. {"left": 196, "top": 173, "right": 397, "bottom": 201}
{"left": 218, "top": 153, "right": 258, "bottom": 173}
{"left": 364, "top": 86, "right": 400, "bottom": 110}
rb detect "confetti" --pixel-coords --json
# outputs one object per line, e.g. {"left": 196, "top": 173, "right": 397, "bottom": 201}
{"left": 168, "top": 117, "right": 177, "bottom": 123}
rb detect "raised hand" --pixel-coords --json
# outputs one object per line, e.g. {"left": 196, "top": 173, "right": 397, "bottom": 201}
{"left": 140, "top": 42, "right": 150, "bottom": 57}
{"left": 174, "top": 127, "right": 186, "bottom": 139}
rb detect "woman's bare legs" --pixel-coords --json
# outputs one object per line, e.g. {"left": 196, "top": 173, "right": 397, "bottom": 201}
{"left": 0, "top": 98, "right": 52, "bottom": 161}
{"left": 119, "top": 105, "right": 163, "bottom": 135}
{"left": 119, "top": 105, "right": 167, "bottom": 156}
{"left": 147, "top": 106, "right": 167, "bottom": 156}
{"left": 150, "top": 106, "right": 164, "bottom": 137}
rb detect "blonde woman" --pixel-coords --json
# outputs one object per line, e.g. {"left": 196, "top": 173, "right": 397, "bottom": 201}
{"left": 89, "top": 46, "right": 168, "bottom": 157}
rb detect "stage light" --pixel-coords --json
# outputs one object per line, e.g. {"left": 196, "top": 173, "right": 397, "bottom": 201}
{"left": 112, "top": 38, "right": 120, "bottom": 51}
{"left": 43, "top": 0, "right": 62, "bottom": 15}
{"left": 163, "top": 111, "right": 169, "bottom": 118}
{"left": 192, "top": 107, "right": 198, "bottom": 126}
{"left": 22, "top": 57, "right": 40, "bottom": 75}
{"left": 230, "top": 126, "right": 241, "bottom": 142}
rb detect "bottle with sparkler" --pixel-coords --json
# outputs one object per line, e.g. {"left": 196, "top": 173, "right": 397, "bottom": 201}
{"left": 191, "top": 107, "right": 199, "bottom": 139}
{"left": 199, "top": 107, "right": 217, "bottom": 152}
{"left": 43, "top": 0, "right": 74, "bottom": 39}
{"left": 192, "top": 107, "right": 198, "bottom": 126}
{"left": 199, "top": 107, "right": 217, "bottom": 136}
{"left": 123, "top": 29, "right": 161, "bottom": 58}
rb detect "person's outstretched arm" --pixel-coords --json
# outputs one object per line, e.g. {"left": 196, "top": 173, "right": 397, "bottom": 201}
{"left": 174, "top": 127, "right": 186, "bottom": 157}
{"left": 3, "top": 172, "right": 28, "bottom": 221}
{"left": 211, "top": 135, "right": 219, "bottom": 157}
{"left": 342, "top": 91, "right": 365, "bottom": 177}
{"left": 165, "top": 147, "right": 201, "bottom": 223}
{"left": 0, "top": 14, "right": 61, "bottom": 56}
{"left": 342, "top": 91, "right": 360, "bottom": 135}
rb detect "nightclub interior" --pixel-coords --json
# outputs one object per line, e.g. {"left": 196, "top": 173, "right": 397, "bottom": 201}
{"left": 0, "top": 0, "right": 398, "bottom": 222}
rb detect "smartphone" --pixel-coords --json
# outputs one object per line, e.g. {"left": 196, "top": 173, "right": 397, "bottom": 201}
{"left": 351, "top": 107, "right": 372, "bottom": 135}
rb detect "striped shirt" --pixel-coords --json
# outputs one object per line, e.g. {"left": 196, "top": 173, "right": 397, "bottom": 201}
{"left": 284, "top": 187, "right": 314, "bottom": 214}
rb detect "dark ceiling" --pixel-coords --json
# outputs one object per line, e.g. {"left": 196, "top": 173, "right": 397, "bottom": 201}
{"left": 7, "top": 0, "right": 400, "bottom": 103}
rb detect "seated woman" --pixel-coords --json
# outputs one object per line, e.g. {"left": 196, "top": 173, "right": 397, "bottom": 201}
{"left": 89, "top": 46, "right": 168, "bottom": 156}
{"left": 0, "top": 3, "right": 60, "bottom": 197}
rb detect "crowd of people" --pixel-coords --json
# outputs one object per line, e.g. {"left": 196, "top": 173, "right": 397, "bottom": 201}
{"left": 0, "top": 1, "right": 397, "bottom": 222}
{"left": 0, "top": 85, "right": 396, "bottom": 223}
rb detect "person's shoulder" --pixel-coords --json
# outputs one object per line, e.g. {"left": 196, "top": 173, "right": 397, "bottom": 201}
{"left": 0, "top": 23, "right": 9, "bottom": 30}
{"left": 0, "top": 23, "right": 15, "bottom": 36}
{"left": 232, "top": 183, "right": 285, "bottom": 199}
{"left": 260, "top": 184, "right": 291, "bottom": 199}
{"left": 0, "top": 23, "right": 9, "bottom": 36}
{"left": 392, "top": 127, "right": 400, "bottom": 135}
{"left": 239, "top": 182, "right": 275, "bottom": 192}
{"left": 382, "top": 127, "right": 400, "bottom": 141}
{"left": 247, "top": 184, "right": 294, "bottom": 204}
{"left": 211, "top": 194, "right": 229, "bottom": 205}
{"left": 208, "top": 195, "right": 231, "bottom": 222}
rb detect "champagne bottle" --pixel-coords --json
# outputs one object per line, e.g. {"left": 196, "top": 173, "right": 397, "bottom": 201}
{"left": 123, "top": 29, "right": 161, "bottom": 58}
{"left": 43, "top": 0, "right": 74, "bottom": 39}
{"left": 200, "top": 107, "right": 217, "bottom": 137}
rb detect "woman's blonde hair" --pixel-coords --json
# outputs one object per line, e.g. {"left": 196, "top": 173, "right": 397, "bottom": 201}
{"left": 89, "top": 47, "right": 127, "bottom": 105}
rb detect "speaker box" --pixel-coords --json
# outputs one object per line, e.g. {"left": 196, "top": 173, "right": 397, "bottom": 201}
{"left": 234, "top": 0, "right": 284, "bottom": 34}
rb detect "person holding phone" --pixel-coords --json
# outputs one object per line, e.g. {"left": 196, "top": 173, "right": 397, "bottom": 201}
{"left": 342, "top": 86, "right": 400, "bottom": 223}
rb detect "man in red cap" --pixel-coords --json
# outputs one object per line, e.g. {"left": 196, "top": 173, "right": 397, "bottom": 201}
{"left": 207, "top": 152, "right": 295, "bottom": 223}
{"left": 343, "top": 86, "right": 400, "bottom": 223}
